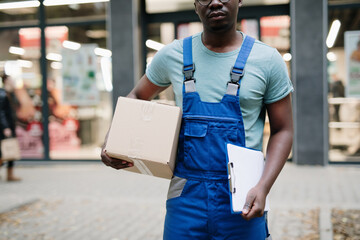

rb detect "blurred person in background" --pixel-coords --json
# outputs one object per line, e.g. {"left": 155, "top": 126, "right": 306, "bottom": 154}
{"left": 0, "top": 73, "right": 21, "bottom": 181}
{"left": 330, "top": 75, "right": 345, "bottom": 122}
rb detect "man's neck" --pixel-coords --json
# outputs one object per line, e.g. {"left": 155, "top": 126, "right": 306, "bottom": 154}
{"left": 201, "top": 29, "right": 243, "bottom": 53}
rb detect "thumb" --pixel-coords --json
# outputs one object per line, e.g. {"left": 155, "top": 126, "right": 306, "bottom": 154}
{"left": 242, "top": 195, "right": 255, "bottom": 215}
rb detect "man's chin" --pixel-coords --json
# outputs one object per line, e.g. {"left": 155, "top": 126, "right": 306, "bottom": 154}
{"left": 207, "top": 23, "right": 232, "bottom": 33}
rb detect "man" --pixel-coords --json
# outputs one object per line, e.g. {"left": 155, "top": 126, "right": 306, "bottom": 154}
{"left": 102, "top": 0, "right": 293, "bottom": 239}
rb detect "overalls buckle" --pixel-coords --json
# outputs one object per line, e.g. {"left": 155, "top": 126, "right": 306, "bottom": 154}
{"left": 183, "top": 64, "right": 196, "bottom": 81}
{"left": 230, "top": 66, "right": 244, "bottom": 83}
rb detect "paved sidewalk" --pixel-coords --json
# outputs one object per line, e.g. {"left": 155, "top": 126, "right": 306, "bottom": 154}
{"left": 0, "top": 162, "right": 359, "bottom": 240}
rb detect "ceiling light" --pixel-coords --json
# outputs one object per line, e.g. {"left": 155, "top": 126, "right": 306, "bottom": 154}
{"left": 100, "top": 57, "right": 112, "bottom": 92}
{"left": 94, "top": 48, "right": 112, "bottom": 58}
{"left": 86, "top": 30, "right": 107, "bottom": 39}
{"left": 17, "top": 60, "right": 33, "bottom": 68}
{"left": 146, "top": 40, "right": 165, "bottom": 51}
{"left": 9, "top": 46, "right": 25, "bottom": 56}
{"left": 326, "top": 20, "right": 341, "bottom": 48}
{"left": 62, "top": 40, "right": 81, "bottom": 50}
{"left": 327, "top": 52, "right": 337, "bottom": 62}
{"left": 46, "top": 53, "right": 62, "bottom": 61}
{"left": 44, "top": 0, "right": 109, "bottom": 6}
{"left": 51, "top": 62, "right": 62, "bottom": 70}
{"left": 283, "top": 53, "right": 292, "bottom": 62}
{"left": 0, "top": 1, "right": 39, "bottom": 10}
{"left": 68, "top": 4, "right": 80, "bottom": 10}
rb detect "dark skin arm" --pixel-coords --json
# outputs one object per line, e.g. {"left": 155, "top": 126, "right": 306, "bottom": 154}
{"left": 242, "top": 94, "right": 293, "bottom": 220}
{"left": 101, "top": 74, "right": 168, "bottom": 169}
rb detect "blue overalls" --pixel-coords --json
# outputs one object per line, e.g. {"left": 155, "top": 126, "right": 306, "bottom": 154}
{"left": 163, "top": 35, "right": 270, "bottom": 240}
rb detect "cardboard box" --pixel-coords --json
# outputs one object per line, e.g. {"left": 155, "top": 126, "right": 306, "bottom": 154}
{"left": 105, "top": 97, "right": 182, "bottom": 179}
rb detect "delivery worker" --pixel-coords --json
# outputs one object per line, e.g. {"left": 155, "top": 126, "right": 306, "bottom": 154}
{"left": 101, "top": 0, "right": 293, "bottom": 239}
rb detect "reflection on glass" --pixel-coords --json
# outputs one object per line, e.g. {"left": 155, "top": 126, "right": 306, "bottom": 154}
{"left": 260, "top": 16, "right": 290, "bottom": 51}
{"left": 45, "top": 25, "right": 112, "bottom": 160}
{"left": 45, "top": 2, "right": 107, "bottom": 21}
{"left": 0, "top": 28, "right": 43, "bottom": 159}
{"left": 239, "top": 19, "right": 259, "bottom": 39}
{"left": 329, "top": 30, "right": 360, "bottom": 162}
{"left": 0, "top": 1, "right": 38, "bottom": 26}
{"left": 145, "top": 0, "right": 290, "bottom": 13}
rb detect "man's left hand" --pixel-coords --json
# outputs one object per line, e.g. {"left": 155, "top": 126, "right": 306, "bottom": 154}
{"left": 241, "top": 184, "right": 267, "bottom": 221}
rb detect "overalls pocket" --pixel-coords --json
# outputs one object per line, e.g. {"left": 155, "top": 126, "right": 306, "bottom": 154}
{"left": 183, "top": 117, "right": 241, "bottom": 172}
{"left": 183, "top": 120, "right": 209, "bottom": 171}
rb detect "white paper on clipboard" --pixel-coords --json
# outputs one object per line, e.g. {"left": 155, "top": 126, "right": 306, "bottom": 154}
{"left": 226, "top": 143, "right": 270, "bottom": 213}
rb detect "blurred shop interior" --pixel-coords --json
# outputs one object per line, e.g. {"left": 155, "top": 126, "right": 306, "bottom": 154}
{"left": 0, "top": 0, "right": 359, "bottom": 162}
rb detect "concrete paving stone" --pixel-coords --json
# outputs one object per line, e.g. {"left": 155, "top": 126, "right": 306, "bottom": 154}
{"left": 268, "top": 208, "right": 320, "bottom": 240}
{"left": 0, "top": 162, "right": 360, "bottom": 239}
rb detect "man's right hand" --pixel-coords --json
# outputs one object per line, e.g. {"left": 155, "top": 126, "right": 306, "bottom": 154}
{"left": 101, "top": 148, "right": 134, "bottom": 170}
{"left": 100, "top": 130, "right": 133, "bottom": 170}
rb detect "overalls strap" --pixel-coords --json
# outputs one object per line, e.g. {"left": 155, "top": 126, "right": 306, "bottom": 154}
{"left": 183, "top": 36, "right": 196, "bottom": 93}
{"left": 226, "top": 36, "right": 255, "bottom": 96}
{"left": 182, "top": 35, "right": 255, "bottom": 95}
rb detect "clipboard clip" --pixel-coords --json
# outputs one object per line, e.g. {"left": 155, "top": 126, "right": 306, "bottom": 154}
{"left": 227, "top": 162, "right": 236, "bottom": 193}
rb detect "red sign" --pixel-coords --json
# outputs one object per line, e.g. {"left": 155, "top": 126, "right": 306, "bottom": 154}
{"left": 19, "top": 26, "right": 68, "bottom": 48}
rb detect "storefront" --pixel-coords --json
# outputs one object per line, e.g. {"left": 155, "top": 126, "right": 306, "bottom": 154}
{"left": 0, "top": 0, "right": 359, "bottom": 164}
{"left": 0, "top": 0, "right": 111, "bottom": 160}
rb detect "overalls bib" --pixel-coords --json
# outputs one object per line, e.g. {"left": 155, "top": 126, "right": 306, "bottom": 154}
{"left": 164, "top": 35, "right": 270, "bottom": 240}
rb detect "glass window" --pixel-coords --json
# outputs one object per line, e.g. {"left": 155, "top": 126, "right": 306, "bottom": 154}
{"left": 238, "top": 19, "right": 259, "bottom": 40}
{"left": 45, "top": 24, "right": 112, "bottom": 160}
{"left": 260, "top": 16, "right": 290, "bottom": 51}
{"left": 0, "top": 2, "right": 110, "bottom": 161}
{"left": 328, "top": 6, "right": 360, "bottom": 163}
{"left": 0, "top": 0, "right": 39, "bottom": 27}
{"left": 45, "top": 2, "right": 107, "bottom": 23}
{"left": 145, "top": 0, "right": 290, "bottom": 13}
{"left": 0, "top": 27, "right": 43, "bottom": 159}
{"left": 244, "top": 0, "right": 289, "bottom": 6}
{"left": 176, "top": 22, "right": 202, "bottom": 39}
{"left": 146, "top": 0, "right": 193, "bottom": 13}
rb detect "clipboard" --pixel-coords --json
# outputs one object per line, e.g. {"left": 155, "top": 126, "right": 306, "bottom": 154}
{"left": 226, "top": 143, "right": 270, "bottom": 214}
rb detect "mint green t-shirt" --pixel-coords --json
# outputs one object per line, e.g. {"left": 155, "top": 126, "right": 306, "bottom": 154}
{"left": 146, "top": 32, "right": 293, "bottom": 150}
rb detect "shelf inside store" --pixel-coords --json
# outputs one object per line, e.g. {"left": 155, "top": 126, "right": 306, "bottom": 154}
{"left": 328, "top": 97, "right": 360, "bottom": 104}
{"left": 329, "top": 122, "right": 360, "bottom": 128}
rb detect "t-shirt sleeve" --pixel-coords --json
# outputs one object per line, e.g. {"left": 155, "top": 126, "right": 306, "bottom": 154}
{"left": 145, "top": 44, "right": 173, "bottom": 87}
{"left": 264, "top": 49, "right": 294, "bottom": 104}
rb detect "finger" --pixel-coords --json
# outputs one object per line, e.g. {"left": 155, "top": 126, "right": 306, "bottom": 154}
{"left": 112, "top": 161, "right": 133, "bottom": 170}
{"left": 242, "top": 194, "right": 255, "bottom": 215}
{"left": 101, "top": 152, "right": 124, "bottom": 168}
{"left": 244, "top": 205, "right": 263, "bottom": 220}
{"left": 112, "top": 163, "right": 128, "bottom": 170}
{"left": 109, "top": 159, "right": 133, "bottom": 169}
{"left": 242, "top": 202, "right": 253, "bottom": 216}
{"left": 101, "top": 154, "right": 111, "bottom": 166}
{"left": 100, "top": 151, "right": 112, "bottom": 166}
{"left": 101, "top": 149, "right": 133, "bottom": 169}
